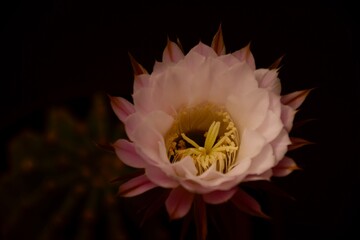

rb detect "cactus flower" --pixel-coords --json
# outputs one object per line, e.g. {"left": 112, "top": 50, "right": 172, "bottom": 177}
{"left": 110, "top": 26, "right": 310, "bottom": 224}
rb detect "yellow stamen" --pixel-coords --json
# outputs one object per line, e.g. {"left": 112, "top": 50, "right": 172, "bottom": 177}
{"left": 165, "top": 103, "right": 240, "bottom": 175}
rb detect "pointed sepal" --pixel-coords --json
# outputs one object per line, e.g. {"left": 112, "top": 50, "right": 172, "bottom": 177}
{"left": 269, "top": 55, "right": 285, "bottom": 70}
{"left": 162, "top": 38, "right": 184, "bottom": 63}
{"left": 128, "top": 52, "right": 148, "bottom": 75}
{"left": 272, "top": 156, "right": 301, "bottom": 177}
{"left": 211, "top": 25, "right": 226, "bottom": 55}
{"left": 281, "top": 88, "right": 313, "bottom": 109}
{"left": 288, "top": 137, "right": 314, "bottom": 151}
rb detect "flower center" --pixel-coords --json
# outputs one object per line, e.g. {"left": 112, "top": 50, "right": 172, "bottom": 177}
{"left": 165, "top": 103, "right": 239, "bottom": 175}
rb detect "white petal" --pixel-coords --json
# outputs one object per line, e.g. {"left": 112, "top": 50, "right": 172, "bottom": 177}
{"left": 227, "top": 89, "right": 269, "bottom": 132}
{"left": 237, "top": 129, "right": 267, "bottom": 160}
{"left": 152, "top": 65, "right": 192, "bottom": 111}
{"left": 172, "top": 156, "right": 198, "bottom": 177}
{"left": 209, "top": 61, "right": 257, "bottom": 105}
{"left": 227, "top": 157, "right": 252, "bottom": 177}
{"left": 270, "top": 129, "right": 291, "bottom": 161}
{"left": 256, "top": 110, "right": 283, "bottom": 142}
{"left": 247, "top": 143, "right": 275, "bottom": 175}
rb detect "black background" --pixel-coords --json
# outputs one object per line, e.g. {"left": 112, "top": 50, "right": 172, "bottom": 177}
{"left": 1, "top": 0, "right": 359, "bottom": 239}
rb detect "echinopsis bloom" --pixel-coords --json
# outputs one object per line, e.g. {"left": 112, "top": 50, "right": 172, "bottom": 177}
{"left": 110, "top": 26, "right": 310, "bottom": 228}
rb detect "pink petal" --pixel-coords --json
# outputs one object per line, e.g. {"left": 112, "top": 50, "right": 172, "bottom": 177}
{"left": 281, "top": 89, "right": 312, "bottom": 109}
{"left": 118, "top": 174, "right": 157, "bottom": 197}
{"left": 203, "top": 188, "right": 238, "bottom": 204}
{"left": 232, "top": 43, "right": 256, "bottom": 70}
{"left": 134, "top": 74, "right": 150, "bottom": 93}
{"left": 109, "top": 96, "right": 135, "bottom": 122}
{"left": 162, "top": 39, "right": 184, "bottom": 63}
{"left": 231, "top": 188, "right": 269, "bottom": 219}
{"left": 146, "top": 166, "right": 179, "bottom": 188}
{"left": 113, "top": 139, "right": 147, "bottom": 168}
{"left": 211, "top": 25, "right": 226, "bottom": 55}
{"left": 123, "top": 113, "right": 143, "bottom": 141}
{"left": 165, "top": 187, "right": 195, "bottom": 219}
{"left": 281, "top": 104, "right": 296, "bottom": 131}
{"left": 131, "top": 111, "right": 173, "bottom": 164}
{"left": 190, "top": 42, "right": 217, "bottom": 58}
{"left": 272, "top": 156, "right": 300, "bottom": 177}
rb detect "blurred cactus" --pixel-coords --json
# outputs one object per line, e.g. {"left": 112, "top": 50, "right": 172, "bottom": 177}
{"left": 0, "top": 94, "right": 131, "bottom": 240}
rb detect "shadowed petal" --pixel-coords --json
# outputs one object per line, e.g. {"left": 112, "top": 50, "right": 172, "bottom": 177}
{"left": 272, "top": 156, "right": 300, "bottom": 177}
{"left": 134, "top": 74, "right": 150, "bottom": 93}
{"left": 113, "top": 139, "right": 147, "bottom": 168}
{"left": 109, "top": 96, "right": 135, "bottom": 122}
{"left": 231, "top": 188, "right": 270, "bottom": 219}
{"left": 162, "top": 39, "right": 184, "bottom": 63}
{"left": 203, "top": 188, "right": 238, "bottom": 204}
{"left": 165, "top": 187, "right": 195, "bottom": 219}
{"left": 118, "top": 175, "right": 157, "bottom": 197}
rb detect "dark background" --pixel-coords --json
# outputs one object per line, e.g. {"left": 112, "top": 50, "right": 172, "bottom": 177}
{"left": 1, "top": 0, "right": 359, "bottom": 239}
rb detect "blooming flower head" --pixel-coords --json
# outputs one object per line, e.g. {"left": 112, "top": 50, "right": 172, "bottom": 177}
{"left": 110, "top": 26, "right": 310, "bottom": 222}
